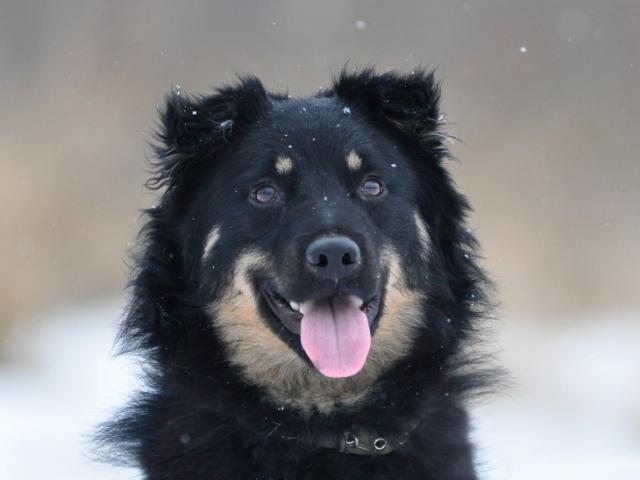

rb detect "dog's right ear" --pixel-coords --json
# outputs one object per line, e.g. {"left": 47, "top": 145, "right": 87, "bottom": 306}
{"left": 149, "top": 76, "right": 270, "bottom": 189}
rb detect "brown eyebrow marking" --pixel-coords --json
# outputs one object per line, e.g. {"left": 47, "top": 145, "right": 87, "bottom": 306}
{"left": 346, "top": 150, "right": 362, "bottom": 171}
{"left": 275, "top": 155, "right": 294, "bottom": 174}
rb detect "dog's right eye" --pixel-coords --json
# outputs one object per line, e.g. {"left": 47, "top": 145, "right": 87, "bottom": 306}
{"left": 252, "top": 184, "right": 279, "bottom": 204}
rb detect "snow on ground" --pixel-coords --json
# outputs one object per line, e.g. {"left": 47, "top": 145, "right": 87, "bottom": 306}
{"left": 0, "top": 300, "right": 139, "bottom": 480}
{"left": 472, "top": 312, "right": 640, "bottom": 479}
{"left": 1, "top": 300, "right": 638, "bottom": 479}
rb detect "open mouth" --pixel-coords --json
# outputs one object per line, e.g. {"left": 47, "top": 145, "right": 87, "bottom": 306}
{"left": 260, "top": 287, "right": 381, "bottom": 378}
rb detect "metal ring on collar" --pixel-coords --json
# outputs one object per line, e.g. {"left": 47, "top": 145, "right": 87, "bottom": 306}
{"left": 344, "top": 433, "right": 358, "bottom": 448}
{"left": 373, "top": 438, "right": 387, "bottom": 451}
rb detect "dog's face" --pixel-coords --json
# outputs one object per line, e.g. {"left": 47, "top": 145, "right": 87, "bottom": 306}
{"left": 197, "top": 98, "right": 427, "bottom": 377}
{"left": 149, "top": 71, "right": 460, "bottom": 411}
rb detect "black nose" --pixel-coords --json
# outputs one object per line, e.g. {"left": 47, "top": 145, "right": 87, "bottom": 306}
{"left": 305, "top": 236, "right": 361, "bottom": 280}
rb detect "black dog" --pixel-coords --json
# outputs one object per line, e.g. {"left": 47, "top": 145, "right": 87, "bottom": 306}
{"left": 99, "top": 68, "right": 495, "bottom": 479}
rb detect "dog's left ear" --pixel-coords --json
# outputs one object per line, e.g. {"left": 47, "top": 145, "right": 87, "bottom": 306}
{"left": 331, "top": 68, "right": 442, "bottom": 148}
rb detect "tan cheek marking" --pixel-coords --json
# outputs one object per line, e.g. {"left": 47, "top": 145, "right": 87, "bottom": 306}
{"left": 209, "top": 250, "right": 308, "bottom": 402}
{"left": 413, "top": 211, "right": 432, "bottom": 261}
{"left": 367, "top": 247, "right": 425, "bottom": 369}
{"left": 210, "top": 250, "right": 289, "bottom": 366}
{"left": 346, "top": 150, "right": 362, "bottom": 171}
{"left": 275, "top": 155, "right": 293, "bottom": 175}
{"left": 203, "top": 226, "right": 220, "bottom": 259}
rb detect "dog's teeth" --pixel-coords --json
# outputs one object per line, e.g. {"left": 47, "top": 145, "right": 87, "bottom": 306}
{"left": 289, "top": 301, "right": 300, "bottom": 312}
{"left": 348, "top": 295, "right": 364, "bottom": 308}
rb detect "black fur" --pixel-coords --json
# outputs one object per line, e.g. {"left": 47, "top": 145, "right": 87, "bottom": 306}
{"left": 97, "top": 68, "right": 496, "bottom": 479}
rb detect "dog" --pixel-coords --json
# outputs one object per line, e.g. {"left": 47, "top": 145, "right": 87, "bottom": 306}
{"left": 98, "top": 68, "right": 495, "bottom": 479}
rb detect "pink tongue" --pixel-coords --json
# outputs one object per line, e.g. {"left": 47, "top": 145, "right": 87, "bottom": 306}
{"left": 300, "top": 296, "right": 371, "bottom": 378}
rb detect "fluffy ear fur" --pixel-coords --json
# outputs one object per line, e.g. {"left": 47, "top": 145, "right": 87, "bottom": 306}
{"left": 330, "top": 68, "right": 443, "bottom": 149}
{"left": 148, "top": 76, "right": 271, "bottom": 189}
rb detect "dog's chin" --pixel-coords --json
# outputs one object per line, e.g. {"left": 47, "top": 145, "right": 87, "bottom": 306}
{"left": 260, "top": 286, "right": 381, "bottom": 378}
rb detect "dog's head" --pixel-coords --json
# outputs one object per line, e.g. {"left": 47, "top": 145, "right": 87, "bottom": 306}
{"left": 129, "top": 69, "right": 483, "bottom": 411}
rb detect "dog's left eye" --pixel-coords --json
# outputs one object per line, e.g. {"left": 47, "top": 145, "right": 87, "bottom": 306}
{"left": 252, "top": 184, "right": 280, "bottom": 204}
{"left": 360, "top": 178, "right": 385, "bottom": 197}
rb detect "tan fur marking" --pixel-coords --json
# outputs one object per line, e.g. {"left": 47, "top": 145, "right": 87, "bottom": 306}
{"left": 209, "top": 247, "right": 424, "bottom": 414}
{"left": 203, "top": 226, "right": 220, "bottom": 259}
{"left": 373, "top": 248, "right": 425, "bottom": 365}
{"left": 414, "top": 211, "right": 432, "bottom": 261}
{"left": 275, "top": 155, "right": 293, "bottom": 175}
{"left": 345, "top": 150, "right": 362, "bottom": 171}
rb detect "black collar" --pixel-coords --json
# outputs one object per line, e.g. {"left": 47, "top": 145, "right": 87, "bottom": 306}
{"left": 312, "top": 419, "right": 420, "bottom": 456}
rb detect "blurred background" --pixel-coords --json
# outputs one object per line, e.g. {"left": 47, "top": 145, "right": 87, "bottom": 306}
{"left": 1, "top": 1, "right": 638, "bottom": 478}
